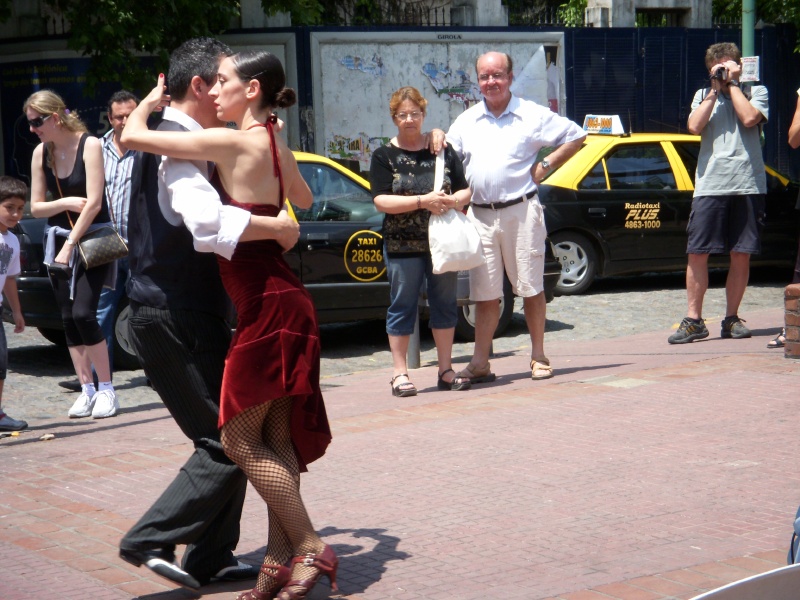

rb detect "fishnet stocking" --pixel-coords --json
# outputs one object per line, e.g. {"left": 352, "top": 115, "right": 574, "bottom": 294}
{"left": 221, "top": 397, "right": 325, "bottom": 595}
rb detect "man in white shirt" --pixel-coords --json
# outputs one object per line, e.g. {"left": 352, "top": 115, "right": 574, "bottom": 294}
{"left": 119, "top": 37, "right": 298, "bottom": 590}
{"left": 447, "top": 51, "right": 585, "bottom": 383}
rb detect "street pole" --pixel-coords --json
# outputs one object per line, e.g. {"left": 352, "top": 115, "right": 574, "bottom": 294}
{"left": 742, "top": 0, "right": 755, "bottom": 58}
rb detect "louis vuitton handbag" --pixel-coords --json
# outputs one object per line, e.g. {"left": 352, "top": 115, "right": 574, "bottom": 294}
{"left": 55, "top": 173, "right": 129, "bottom": 269}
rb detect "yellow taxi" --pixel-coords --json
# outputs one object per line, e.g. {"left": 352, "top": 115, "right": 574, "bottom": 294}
{"left": 539, "top": 116, "right": 799, "bottom": 295}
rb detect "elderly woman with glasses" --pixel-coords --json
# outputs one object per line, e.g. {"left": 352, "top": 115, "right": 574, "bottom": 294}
{"left": 369, "top": 86, "right": 473, "bottom": 397}
{"left": 24, "top": 90, "right": 118, "bottom": 420}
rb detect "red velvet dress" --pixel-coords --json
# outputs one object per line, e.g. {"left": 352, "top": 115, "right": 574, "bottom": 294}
{"left": 215, "top": 119, "right": 331, "bottom": 471}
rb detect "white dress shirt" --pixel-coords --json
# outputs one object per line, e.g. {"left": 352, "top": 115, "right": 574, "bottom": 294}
{"left": 447, "top": 95, "right": 585, "bottom": 204}
{"left": 157, "top": 107, "right": 250, "bottom": 260}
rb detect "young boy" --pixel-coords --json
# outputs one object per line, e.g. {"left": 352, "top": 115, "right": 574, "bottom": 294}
{"left": 0, "top": 176, "right": 27, "bottom": 431}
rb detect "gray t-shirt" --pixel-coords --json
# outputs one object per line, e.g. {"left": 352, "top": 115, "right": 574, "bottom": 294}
{"left": 690, "top": 84, "right": 768, "bottom": 196}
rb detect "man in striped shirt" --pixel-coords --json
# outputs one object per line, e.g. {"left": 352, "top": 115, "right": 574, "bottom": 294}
{"left": 98, "top": 90, "right": 140, "bottom": 371}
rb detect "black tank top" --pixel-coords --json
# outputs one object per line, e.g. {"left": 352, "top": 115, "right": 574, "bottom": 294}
{"left": 42, "top": 133, "right": 110, "bottom": 230}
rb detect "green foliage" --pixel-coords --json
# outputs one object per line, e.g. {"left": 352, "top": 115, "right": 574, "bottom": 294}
{"left": 41, "top": 0, "right": 239, "bottom": 94}
{"left": 713, "top": 0, "right": 799, "bottom": 24}
{"left": 0, "top": 1, "right": 325, "bottom": 94}
{"left": 260, "top": 0, "right": 323, "bottom": 24}
{"left": 558, "top": 0, "right": 587, "bottom": 27}
{"left": 0, "top": 0, "right": 11, "bottom": 21}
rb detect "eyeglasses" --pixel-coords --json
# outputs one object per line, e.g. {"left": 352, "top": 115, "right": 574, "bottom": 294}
{"left": 27, "top": 114, "right": 53, "bottom": 128}
{"left": 478, "top": 72, "right": 509, "bottom": 82}
{"left": 394, "top": 111, "right": 423, "bottom": 121}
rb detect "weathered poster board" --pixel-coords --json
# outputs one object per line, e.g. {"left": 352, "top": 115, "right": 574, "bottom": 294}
{"left": 309, "top": 30, "right": 566, "bottom": 172}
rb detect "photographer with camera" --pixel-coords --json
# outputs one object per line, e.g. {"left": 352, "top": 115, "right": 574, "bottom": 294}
{"left": 669, "top": 42, "right": 768, "bottom": 344}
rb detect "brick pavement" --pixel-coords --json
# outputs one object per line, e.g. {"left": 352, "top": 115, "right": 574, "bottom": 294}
{"left": 0, "top": 307, "right": 797, "bottom": 600}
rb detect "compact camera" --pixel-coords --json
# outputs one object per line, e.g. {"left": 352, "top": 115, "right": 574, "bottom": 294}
{"left": 711, "top": 66, "right": 728, "bottom": 81}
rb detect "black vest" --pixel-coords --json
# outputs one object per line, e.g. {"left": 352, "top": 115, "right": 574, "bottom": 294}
{"left": 126, "top": 118, "right": 231, "bottom": 320}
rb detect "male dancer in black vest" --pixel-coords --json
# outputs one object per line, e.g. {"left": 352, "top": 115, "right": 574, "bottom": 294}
{"left": 118, "top": 37, "right": 300, "bottom": 589}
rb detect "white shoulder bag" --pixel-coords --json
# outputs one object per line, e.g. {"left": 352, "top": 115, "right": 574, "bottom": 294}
{"left": 428, "top": 149, "right": 484, "bottom": 274}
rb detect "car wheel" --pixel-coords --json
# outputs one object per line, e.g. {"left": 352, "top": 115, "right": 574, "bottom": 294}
{"left": 112, "top": 298, "right": 141, "bottom": 371}
{"left": 37, "top": 327, "right": 66, "bottom": 346}
{"left": 454, "top": 281, "right": 515, "bottom": 342}
{"left": 551, "top": 231, "right": 598, "bottom": 296}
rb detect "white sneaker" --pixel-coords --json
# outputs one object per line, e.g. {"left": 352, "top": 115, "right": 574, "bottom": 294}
{"left": 68, "top": 392, "right": 95, "bottom": 418}
{"left": 91, "top": 389, "right": 118, "bottom": 419}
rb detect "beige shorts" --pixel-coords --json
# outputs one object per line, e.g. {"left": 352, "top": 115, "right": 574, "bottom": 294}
{"left": 467, "top": 197, "right": 547, "bottom": 301}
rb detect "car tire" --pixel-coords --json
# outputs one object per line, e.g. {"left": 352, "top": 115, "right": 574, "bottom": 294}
{"left": 551, "top": 231, "right": 598, "bottom": 296}
{"left": 112, "top": 298, "right": 141, "bottom": 371}
{"left": 37, "top": 327, "right": 66, "bottom": 346}
{"left": 454, "top": 279, "right": 515, "bottom": 342}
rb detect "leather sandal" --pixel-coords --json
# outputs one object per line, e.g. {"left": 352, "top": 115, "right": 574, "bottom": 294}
{"left": 455, "top": 362, "right": 496, "bottom": 384}
{"left": 236, "top": 564, "right": 292, "bottom": 600}
{"left": 391, "top": 374, "right": 417, "bottom": 397}
{"left": 767, "top": 329, "right": 786, "bottom": 348}
{"left": 437, "top": 368, "right": 472, "bottom": 391}
{"left": 530, "top": 357, "right": 554, "bottom": 380}
{"left": 277, "top": 545, "right": 339, "bottom": 600}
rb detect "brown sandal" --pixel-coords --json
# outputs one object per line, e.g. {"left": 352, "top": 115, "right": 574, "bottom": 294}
{"left": 437, "top": 368, "right": 472, "bottom": 391}
{"left": 277, "top": 545, "right": 339, "bottom": 600}
{"left": 236, "top": 564, "right": 292, "bottom": 600}
{"left": 530, "top": 357, "right": 554, "bottom": 380}
{"left": 455, "top": 362, "right": 496, "bottom": 384}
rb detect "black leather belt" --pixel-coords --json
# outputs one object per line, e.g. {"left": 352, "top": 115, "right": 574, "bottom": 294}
{"left": 474, "top": 190, "right": 536, "bottom": 210}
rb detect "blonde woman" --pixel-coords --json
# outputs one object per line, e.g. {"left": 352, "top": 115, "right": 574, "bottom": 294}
{"left": 25, "top": 91, "right": 118, "bottom": 419}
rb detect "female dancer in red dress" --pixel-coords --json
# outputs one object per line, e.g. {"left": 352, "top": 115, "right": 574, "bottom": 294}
{"left": 123, "top": 51, "right": 336, "bottom": 600}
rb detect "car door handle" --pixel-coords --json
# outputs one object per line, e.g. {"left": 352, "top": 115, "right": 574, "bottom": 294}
{"left": 305, "top": 232, "right": 329, "bottom": 250}
{"left": 588, "top": 208, "right": 606, "bottom": 217}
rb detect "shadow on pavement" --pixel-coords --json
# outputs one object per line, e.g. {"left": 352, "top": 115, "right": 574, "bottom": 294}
{"left": 4, "top": 406, "right": 171, "bottom": 447}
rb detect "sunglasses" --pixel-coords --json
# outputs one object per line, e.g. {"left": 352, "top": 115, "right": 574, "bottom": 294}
{"left": 27, "top": 114, "right": 53, "bottom": 128}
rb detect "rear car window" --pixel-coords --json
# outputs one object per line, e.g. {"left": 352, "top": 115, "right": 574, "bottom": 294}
{"left": 578, "top": 144, "right": 677, "bottom": 191}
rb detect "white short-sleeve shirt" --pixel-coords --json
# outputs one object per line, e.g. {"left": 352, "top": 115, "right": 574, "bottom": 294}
{"left": 447, "top": 95, "right": 585, "bottom": 204}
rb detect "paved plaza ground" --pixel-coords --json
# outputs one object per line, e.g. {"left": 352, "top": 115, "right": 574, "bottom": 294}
{"left": 1, "top": 307, "right": 798, "bottom": 599}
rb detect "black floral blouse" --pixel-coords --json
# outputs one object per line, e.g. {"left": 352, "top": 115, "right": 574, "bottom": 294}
{"left": 369, "top": 144, "right": 469, "bottom": 256}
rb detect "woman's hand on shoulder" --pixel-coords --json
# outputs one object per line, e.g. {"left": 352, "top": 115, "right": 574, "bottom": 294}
{"left": 141, "top": 73, "right": 171, "bottom": 113}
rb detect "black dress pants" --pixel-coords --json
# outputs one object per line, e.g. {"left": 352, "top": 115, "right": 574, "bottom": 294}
{"left": 120, "top": 301, "right": 248, "bottom": 581}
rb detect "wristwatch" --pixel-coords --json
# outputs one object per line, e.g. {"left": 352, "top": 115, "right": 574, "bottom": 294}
{"left": 541, "top": 158, "right": 552, "bottom": 171}
{"left": 729, "top": 80, "right": 740, "bottom": 88}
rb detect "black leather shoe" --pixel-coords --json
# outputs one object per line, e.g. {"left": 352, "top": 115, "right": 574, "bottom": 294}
{"left": 58, "top": 379, "right": 81, "bottom": 392}
{"left": 210, "top": 559, "right": 260, "bottom": 582}
{"left": 119, "top": 547, "right": 201, "bottom": 590}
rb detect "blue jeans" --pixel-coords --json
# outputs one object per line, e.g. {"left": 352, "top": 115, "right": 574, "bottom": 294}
{"left": 96, "top": 258, "right": 130, "bottom": 368}
{"left": 385, "top": 251, "right": 457, "bottom": 336}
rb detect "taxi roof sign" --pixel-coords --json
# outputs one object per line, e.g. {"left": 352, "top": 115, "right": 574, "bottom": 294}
{"left": 582, "top": 114, "right": 625, "bottom": 135}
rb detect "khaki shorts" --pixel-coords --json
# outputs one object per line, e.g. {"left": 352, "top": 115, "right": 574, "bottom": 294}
{"left": 467, "top": 197, "right": 546, "bottom": 301}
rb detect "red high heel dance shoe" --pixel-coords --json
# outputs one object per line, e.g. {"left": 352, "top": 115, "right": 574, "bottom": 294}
{"left": 277, "top": 545, "right": 339, "bottom": 600}
{"left": 236, "top": 563, "right": 292, "bottom": 600}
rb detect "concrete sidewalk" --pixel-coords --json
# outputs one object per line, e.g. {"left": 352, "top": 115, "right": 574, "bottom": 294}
{"left": 1, "top": 308, "right": 798, "bottom": 600}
